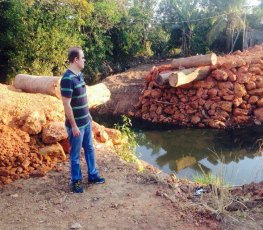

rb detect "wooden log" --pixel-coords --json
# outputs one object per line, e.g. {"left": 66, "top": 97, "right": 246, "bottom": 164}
{"left": 169, "top": 66, "right": 211, "bottom": 87}
{"left": 171, "top": 53, "right": 217, "bottom": 68}
{"left": 156, "top": 71, "right": 172, "bottom": 85}
{"left": 14, "top": 74, "right": 61, "bottom": 98}
{"left": 13, "top": 74, "right": 111, "bottom": 107}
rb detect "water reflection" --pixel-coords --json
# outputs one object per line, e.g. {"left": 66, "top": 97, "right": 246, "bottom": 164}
{"left": 136, "top": 127, "right": 263, "bottom": 184}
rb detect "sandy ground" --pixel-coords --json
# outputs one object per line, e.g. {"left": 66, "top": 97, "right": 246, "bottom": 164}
{"left": 0, "top": 143, "right": 220, "bottom": 230}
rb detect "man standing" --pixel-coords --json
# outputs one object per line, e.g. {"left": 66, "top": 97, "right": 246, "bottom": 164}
{"left": 60, "top": 47, "right": 105, "bottom": 193}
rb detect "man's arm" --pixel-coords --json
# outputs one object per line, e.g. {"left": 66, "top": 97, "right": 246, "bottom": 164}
{"left": 61, "top": 96, "right": 80, "bottom": 137}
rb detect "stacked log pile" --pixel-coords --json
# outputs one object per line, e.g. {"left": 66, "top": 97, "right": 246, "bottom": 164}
{"left": 132, "top": 45, "right": 263, "bottom": 128}
{"left": 0, "top": 84, "right": 122, "bottom": 187}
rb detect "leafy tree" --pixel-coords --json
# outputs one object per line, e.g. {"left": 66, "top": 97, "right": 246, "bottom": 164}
{"left": 109, "top": 0, "right": 157, "bottom": 67}
{"left": 159, "top": 0, "right": 207, "bottom": 56}
{"left": 81, "top": 0, "right": 121, "bottom": 82}
{"left": 0, "top": 0, "right": 88, "bottom": 82}
{"left": 148, "top": 25, "right": 170, "bottom": 58}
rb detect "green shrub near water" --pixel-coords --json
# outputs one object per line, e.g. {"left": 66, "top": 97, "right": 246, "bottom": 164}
{"left": 114, "top": 116, "right": 144, "bottom": 171}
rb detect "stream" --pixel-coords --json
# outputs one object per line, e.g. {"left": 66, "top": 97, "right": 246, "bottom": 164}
{"left": 135, "top": 126, "right": 263, "bottom": 185}
{"left": 93, "top": 114, "right": 263, "bottom": 185}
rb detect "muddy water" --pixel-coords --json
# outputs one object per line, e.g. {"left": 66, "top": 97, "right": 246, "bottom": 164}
{"left": 135, "top": 127, "right": 263, "bottom": 185}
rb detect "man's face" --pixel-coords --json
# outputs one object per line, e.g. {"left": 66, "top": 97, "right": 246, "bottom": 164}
{"left": 76, "top": 50, "right": 85, "bottom": 70}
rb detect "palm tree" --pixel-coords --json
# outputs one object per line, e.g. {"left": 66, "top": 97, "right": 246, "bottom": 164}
{"left": 206, "top": 0, "right": 246, "bottom": 53}
{"left": 159, "top": 0, "right": 205, "bottom": 56}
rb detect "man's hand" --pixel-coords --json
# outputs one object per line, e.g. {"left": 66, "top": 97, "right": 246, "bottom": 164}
{"left": 72, "top": 125, "right": 80, "bottom": 137}
{"left": 61, "top": 96, "right": 79, "bottom": 135}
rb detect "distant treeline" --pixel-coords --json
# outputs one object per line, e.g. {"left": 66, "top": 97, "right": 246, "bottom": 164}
{"left": 0, "top": 0, "right": 263, "bottom": 83}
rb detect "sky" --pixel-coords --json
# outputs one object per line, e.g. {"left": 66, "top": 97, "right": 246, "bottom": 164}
{"left": 247, "top": 0, "right": 261, "bottom": 6}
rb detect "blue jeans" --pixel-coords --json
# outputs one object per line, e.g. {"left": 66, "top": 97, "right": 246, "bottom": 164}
{"left": 66, "top": 122, "right": 99, "bottom": 182}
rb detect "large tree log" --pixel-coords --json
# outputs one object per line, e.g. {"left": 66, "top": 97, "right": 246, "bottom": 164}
{"left": 169, "top": 66, "right": 211, "bottom": 87}
{"left": 156, "top": 71, "right": 172, "bottom": 85}
{"left": 171, "top": 53, "right": 217, "bottom": 68}
{"left": 13, "top": 74, "right": 111, "bottom": 108}
{"left": 14, "top": 74, "right": 61, "bottom": 98}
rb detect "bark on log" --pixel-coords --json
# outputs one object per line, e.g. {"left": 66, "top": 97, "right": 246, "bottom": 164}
{"left": 169, "top": 66, "right": 211, "bottom": 87}
{"left": 14, "top": 74, "right": 61, "bottom": 98}
{"left": 13, "top": 74, "right": 111, "bottom": 108}
{"left": 86, "top": 83, "right": 111, "bottom": 108}
{"left": 156, "top": 71, "right": 172, "bottom": 85}
{"left": 171, "top": 53, "right": 217, "bottom": 68}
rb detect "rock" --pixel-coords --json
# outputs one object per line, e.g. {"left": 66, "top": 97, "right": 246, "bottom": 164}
{"left": 233, "top": 108, "right": 249, "bottom": 116}
{"left": 151, "top": 89, "right": 162, "bottom": 98}
{"left": 30, "top": 170, "right": 46, "bottom": 178}
{"left": 22, "top": 111, "right": 46, "bottom": 135}
{"left": 254, "top": 108, "right": 263, "bottom": 122}
{"left": 218, "top": 81, "right": 233, "bottom": 90}
{"left": 256, "top": 98, "right": 263, "bottom": 107}
{"left": 222, "top": 95, "right": 234, "bottom": 101}
{"left": 248, "top": 88, "right": 263, "bottom": 96}
{"left": 10, "top": 193, "right": 18, "bottom": 198}
{"left": 207, "top": 88, "right": 218, "bottom": 97}
{"left": 59, "top": 138, "right": 70, "bottom": 154}
{"left": 218, "top": 101, "right": 232, "bottom": 113}
{"left": 228, "top": 73, "right": 237, "bottom": 82}
{"left": 237, "top": 72, "right": 251, "bottom": 84}
{"left": 248, "top": 66, "right": 262, "bottom": 75}
{"left": 42, "top": 122, "right": 68, "bottom": 144}
{"left": 193, "top": 81, "right": 215, "bottom": 89}
{"left": 164, "top": 106, "right": 174, "bottom": 115}
{"left": 143, "top": 89, "right": 151, "bottom": 97}
{"left": 0, "top": 168, "right": 10, "bottom": 177}
{"left": 208, "top": 120, "right": 226, "bottom": 128}
{"left": 156, "top": 106, "right": 163, "bottom": 115}
{"left": 233, "top": 116, "right": 250, "bottom": 124}
{"left": 191, "top": 115, "right": 201, "bottom": 124}
{"left": 248, "top": 96, "right": 259, "bottom": 104}
{"left": 245, "top": 81, "right": 257, "bottom": 91}
{"left": 211, "top": 69, "right": 228, "bottom": 81}
{"left": 92, "top": 122, "right": 109, "bottom": 143}
{"left": 70, "top": 223, "right": 82, "bottom": 229}
{"left": 234, "top": 83, "right": 247, "bottom": 98}
{"left": 233, "top": 97, "right": 243, "bottom": 107}
{"left": 104, "top": 127, "right": 122, "bottom": 145}
{"left": 39, "top": 143, "right": 66, "bottom": 162}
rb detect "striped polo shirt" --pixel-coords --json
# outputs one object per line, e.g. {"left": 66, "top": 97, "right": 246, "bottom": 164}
{"left": 60, "top": 69, "right": 90, "bottom": 129}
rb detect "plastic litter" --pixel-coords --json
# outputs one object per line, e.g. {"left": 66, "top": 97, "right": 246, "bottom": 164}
{"left": 193, "top": 186, "right": 209, "bottom": 196}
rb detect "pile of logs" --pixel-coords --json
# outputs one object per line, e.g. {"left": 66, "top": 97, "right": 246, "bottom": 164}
{"left": 132, "top": 45, "right": 263, "bottom": 128}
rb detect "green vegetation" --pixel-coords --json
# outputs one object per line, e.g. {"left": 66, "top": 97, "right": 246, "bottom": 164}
{"left": 114, "top": 116, "right": 144, "bottom": 171}
{"left": 193, "top": 173, "right": 224, "bottom": 186}
{"left": 0, "top": 0, "right": 263, "bottom": 83}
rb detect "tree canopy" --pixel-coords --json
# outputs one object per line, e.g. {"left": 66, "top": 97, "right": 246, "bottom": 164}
{"left": 0, "top": 0, "right": 262, "bottom": 83}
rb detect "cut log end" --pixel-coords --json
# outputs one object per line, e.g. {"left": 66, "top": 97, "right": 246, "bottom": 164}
{"left": 211, "top": 53, "right": 217, "bottom": 65}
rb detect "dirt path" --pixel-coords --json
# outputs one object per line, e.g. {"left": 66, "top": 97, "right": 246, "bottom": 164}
{"left": 0, "top": 144, "right": 219, "bottom": 230}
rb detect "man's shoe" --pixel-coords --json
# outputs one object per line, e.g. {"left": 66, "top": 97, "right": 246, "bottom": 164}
{"left": 71, "top": 180, "right": 83, "bottom": 193}
{"left": 88, "top": 176, "right": 105, "bottom": 184}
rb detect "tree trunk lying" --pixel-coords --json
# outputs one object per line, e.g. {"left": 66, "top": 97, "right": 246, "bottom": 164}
{"left": 157, "top": 66, "right": 211, "bottom": 87}
{"left": 172, "top": 53, "right": 217, "bottom": 69}
{"left": 14, "top": 74, "right": 61, "bottom": 98}
{"left": 13, "top": 74, "right": 111, "bottom": 108}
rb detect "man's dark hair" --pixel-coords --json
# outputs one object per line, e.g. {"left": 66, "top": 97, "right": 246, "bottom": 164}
{"left": 68, "top": 47, "right": 82, "bottom": 63}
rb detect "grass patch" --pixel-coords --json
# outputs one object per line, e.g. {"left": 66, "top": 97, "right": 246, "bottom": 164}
{"left": 114, "top": 115, "right": 144, "bottom": 171}
{"left": 193, "top": 173, "right": 224, "bottom": 187}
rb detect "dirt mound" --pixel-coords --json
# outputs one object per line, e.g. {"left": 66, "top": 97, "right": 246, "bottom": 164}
{"left": 0, "top": 84, "right": 122, "bottom": 187}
